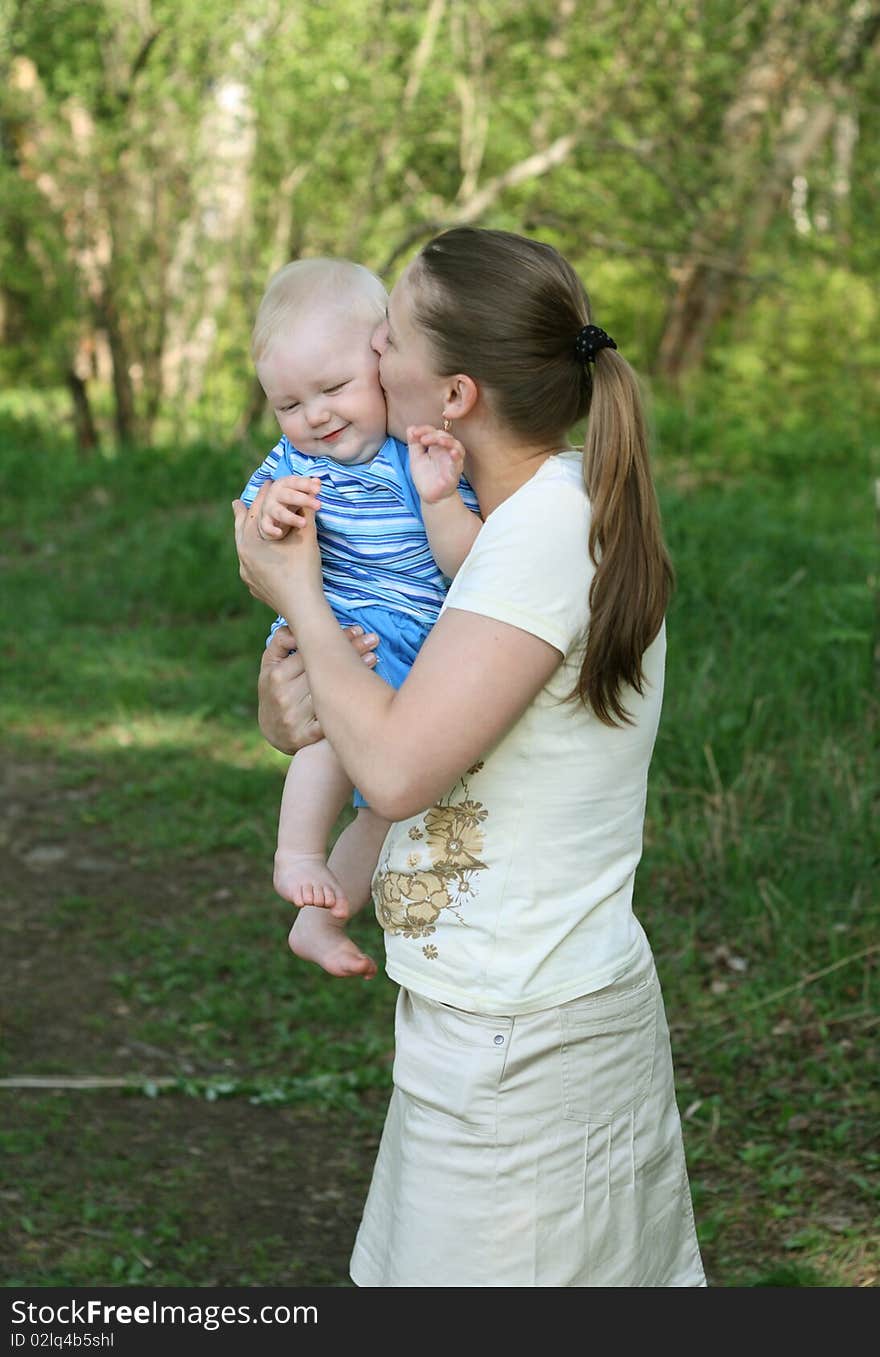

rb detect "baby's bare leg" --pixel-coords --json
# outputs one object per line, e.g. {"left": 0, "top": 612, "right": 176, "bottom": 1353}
{"left": 273, "top": 739, "right": 353, "bottom": 912}
{"left": 327, "top": 808, "right": 391, "bottom": 917}
{"left": 288, "top": 808, "right": 390, "bottom": 979}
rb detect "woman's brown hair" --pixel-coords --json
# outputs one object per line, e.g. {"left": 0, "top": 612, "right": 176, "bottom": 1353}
{"left": 414, "top": 226, "right": 673, "bottom": 726}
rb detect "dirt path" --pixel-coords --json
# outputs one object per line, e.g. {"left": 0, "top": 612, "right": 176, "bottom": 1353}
{"left": 0, "top": 756, "right": 379, "bottom": 1286}
{"left": 3, "top": 756, "right": 876, "bottom": 1287}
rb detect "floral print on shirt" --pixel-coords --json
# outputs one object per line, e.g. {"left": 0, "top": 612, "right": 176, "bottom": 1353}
{"left": 372, "top": 763, "right": 487, "bottom": 950}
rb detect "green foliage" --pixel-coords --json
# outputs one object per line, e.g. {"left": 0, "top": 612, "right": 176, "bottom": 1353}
{"left": 2, "top": 0, "right": 877, "bottom": 446}
{"left": 1, "top": 0, "right": 879, "bottom": 1279}
{"left": 0, "top": 409, "right": 876, "bottom": 1284}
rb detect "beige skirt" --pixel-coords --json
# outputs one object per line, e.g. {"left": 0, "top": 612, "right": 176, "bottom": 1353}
{"left": 350, "top": 942, "right": 706, "bottom": 1287}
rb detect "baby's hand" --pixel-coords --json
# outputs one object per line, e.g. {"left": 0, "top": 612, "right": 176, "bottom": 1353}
{"left": 406, "top": 425, "right": 467, "bottom": 504}
{"left": 257, "top": 476, "right": 322, "bottom": 539}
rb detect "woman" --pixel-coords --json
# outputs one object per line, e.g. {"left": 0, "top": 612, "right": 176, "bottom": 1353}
{"left": 233, "top": 227, "right": 706, "bottom": 1287}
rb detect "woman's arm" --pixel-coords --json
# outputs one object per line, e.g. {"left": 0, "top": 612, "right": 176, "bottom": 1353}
{"left": 278, "top": 593, "right": 561, "bottom": 821}
{"left": 234, "top": 490, "right": 562, "bottom": 819}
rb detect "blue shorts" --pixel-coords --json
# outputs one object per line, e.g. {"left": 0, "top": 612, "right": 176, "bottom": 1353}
{"left": 334, "top": 602, "right": 433, "bottom": 692}
{"left": 267, "top": 603, "right": 434, "bottom": 811}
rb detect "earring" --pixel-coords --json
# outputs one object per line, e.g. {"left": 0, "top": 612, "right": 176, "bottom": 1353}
{"left": 441, "top": 416, "right": 452, "bottom": 433}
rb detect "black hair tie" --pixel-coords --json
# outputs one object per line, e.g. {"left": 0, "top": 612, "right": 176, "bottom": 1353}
{"left": 575, "top": 324, "right": 617, "bottom": 363}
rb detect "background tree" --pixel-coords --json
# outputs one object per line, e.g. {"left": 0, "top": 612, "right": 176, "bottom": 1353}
{"left": 1, "top": 0, "right": 877, "bottom": 450}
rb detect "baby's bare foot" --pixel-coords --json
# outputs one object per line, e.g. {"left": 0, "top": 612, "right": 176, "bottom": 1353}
{"left": 288, "top": 908, "right": 377, "bottom": 980}
{"left": 274, "top": 851, "right": 350, "bottom": 918}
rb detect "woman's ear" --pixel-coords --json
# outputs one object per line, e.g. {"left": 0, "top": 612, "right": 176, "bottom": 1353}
{"left": 444, "top": 374, "right": 479, "bottom": 421}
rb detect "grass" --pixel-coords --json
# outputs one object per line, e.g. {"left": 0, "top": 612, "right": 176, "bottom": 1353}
{"left": 0, "top": 404, "right": 876, "bottom": 1287}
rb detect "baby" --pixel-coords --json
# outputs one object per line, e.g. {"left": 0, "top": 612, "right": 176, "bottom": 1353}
{"left": 240, "top": 258, "right": 481, "bottom": 978}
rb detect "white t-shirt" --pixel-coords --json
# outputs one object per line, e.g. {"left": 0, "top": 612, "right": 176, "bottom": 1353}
{"left": 371, "top": 450, "right": 665, "bottom": 1015}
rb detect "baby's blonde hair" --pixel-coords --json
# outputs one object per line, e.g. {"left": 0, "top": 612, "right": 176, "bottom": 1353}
{"left": 251, "top": 258, "right": 387, "bottom": 362}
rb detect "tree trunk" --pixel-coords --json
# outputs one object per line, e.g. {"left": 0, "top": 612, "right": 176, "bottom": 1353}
{"left": 234, "top": 375, "right": 270, "bottom": 442}
{"left": 65, "top": 369, "right": 100, "bottom": 455}
{"left": 655, "top": 2, "right": 880, "bottom": 384}
{"left": 655, "top": 257, "right": 732, "bottom": 382}
{"left": 101, "top": 288, "right": 139, "bottom": 445}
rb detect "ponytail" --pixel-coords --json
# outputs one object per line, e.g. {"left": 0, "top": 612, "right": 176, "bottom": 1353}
{"left": 415, "top": 226, "right": 672, "bottom": 726}
{"left": 574, "top": 349, "right": 673, "bottom": 725}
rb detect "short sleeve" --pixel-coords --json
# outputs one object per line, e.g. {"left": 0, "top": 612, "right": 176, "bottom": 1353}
{"left": 240, "top": 437, "right": 303, "bottom": 644}
{"left": 383, "top": 439, "right": 426, "bottom": 524}
{"left": 390, "top": 437, "right": 483, "bottom": 522}
{"left": 442, "top": 461, "right": 594, "bottom": 656}
{"left": 240, "top": 437, "right": 307, "bottom": 504}
{"left": 457, "top": 475, "right": 481, "bottom": 516}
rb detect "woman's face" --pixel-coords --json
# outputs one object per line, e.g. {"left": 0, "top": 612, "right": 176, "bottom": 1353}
{"left": 371, "top": 264, "right": 447, "bottom": 439}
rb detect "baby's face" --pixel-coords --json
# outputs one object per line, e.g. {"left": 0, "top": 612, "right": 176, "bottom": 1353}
{"left": 257, "top": 309, "right": 387, "bottom": 464}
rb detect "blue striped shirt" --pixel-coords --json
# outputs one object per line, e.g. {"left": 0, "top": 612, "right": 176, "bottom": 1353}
{"left": 241, "top": 435, "right": 481, "bottom": 629}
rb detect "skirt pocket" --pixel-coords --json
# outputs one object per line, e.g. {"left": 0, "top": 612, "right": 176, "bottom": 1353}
{"left": 391, "top": 990, "right": 513, "bottom": 1136}
{"left": 559, "top": 971, "right": 659, "bottom": 1124}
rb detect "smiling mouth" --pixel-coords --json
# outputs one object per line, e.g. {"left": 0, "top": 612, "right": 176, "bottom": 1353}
{"left": 320, "top": 426, "right": 348, "bottom": 441}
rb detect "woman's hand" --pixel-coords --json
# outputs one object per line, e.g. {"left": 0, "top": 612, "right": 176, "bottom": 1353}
{"left": 232, "top": 483, "right": 323, "bottom": 616}
{"left": 258, "top": 624, "right": 379, "bottom": 754}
